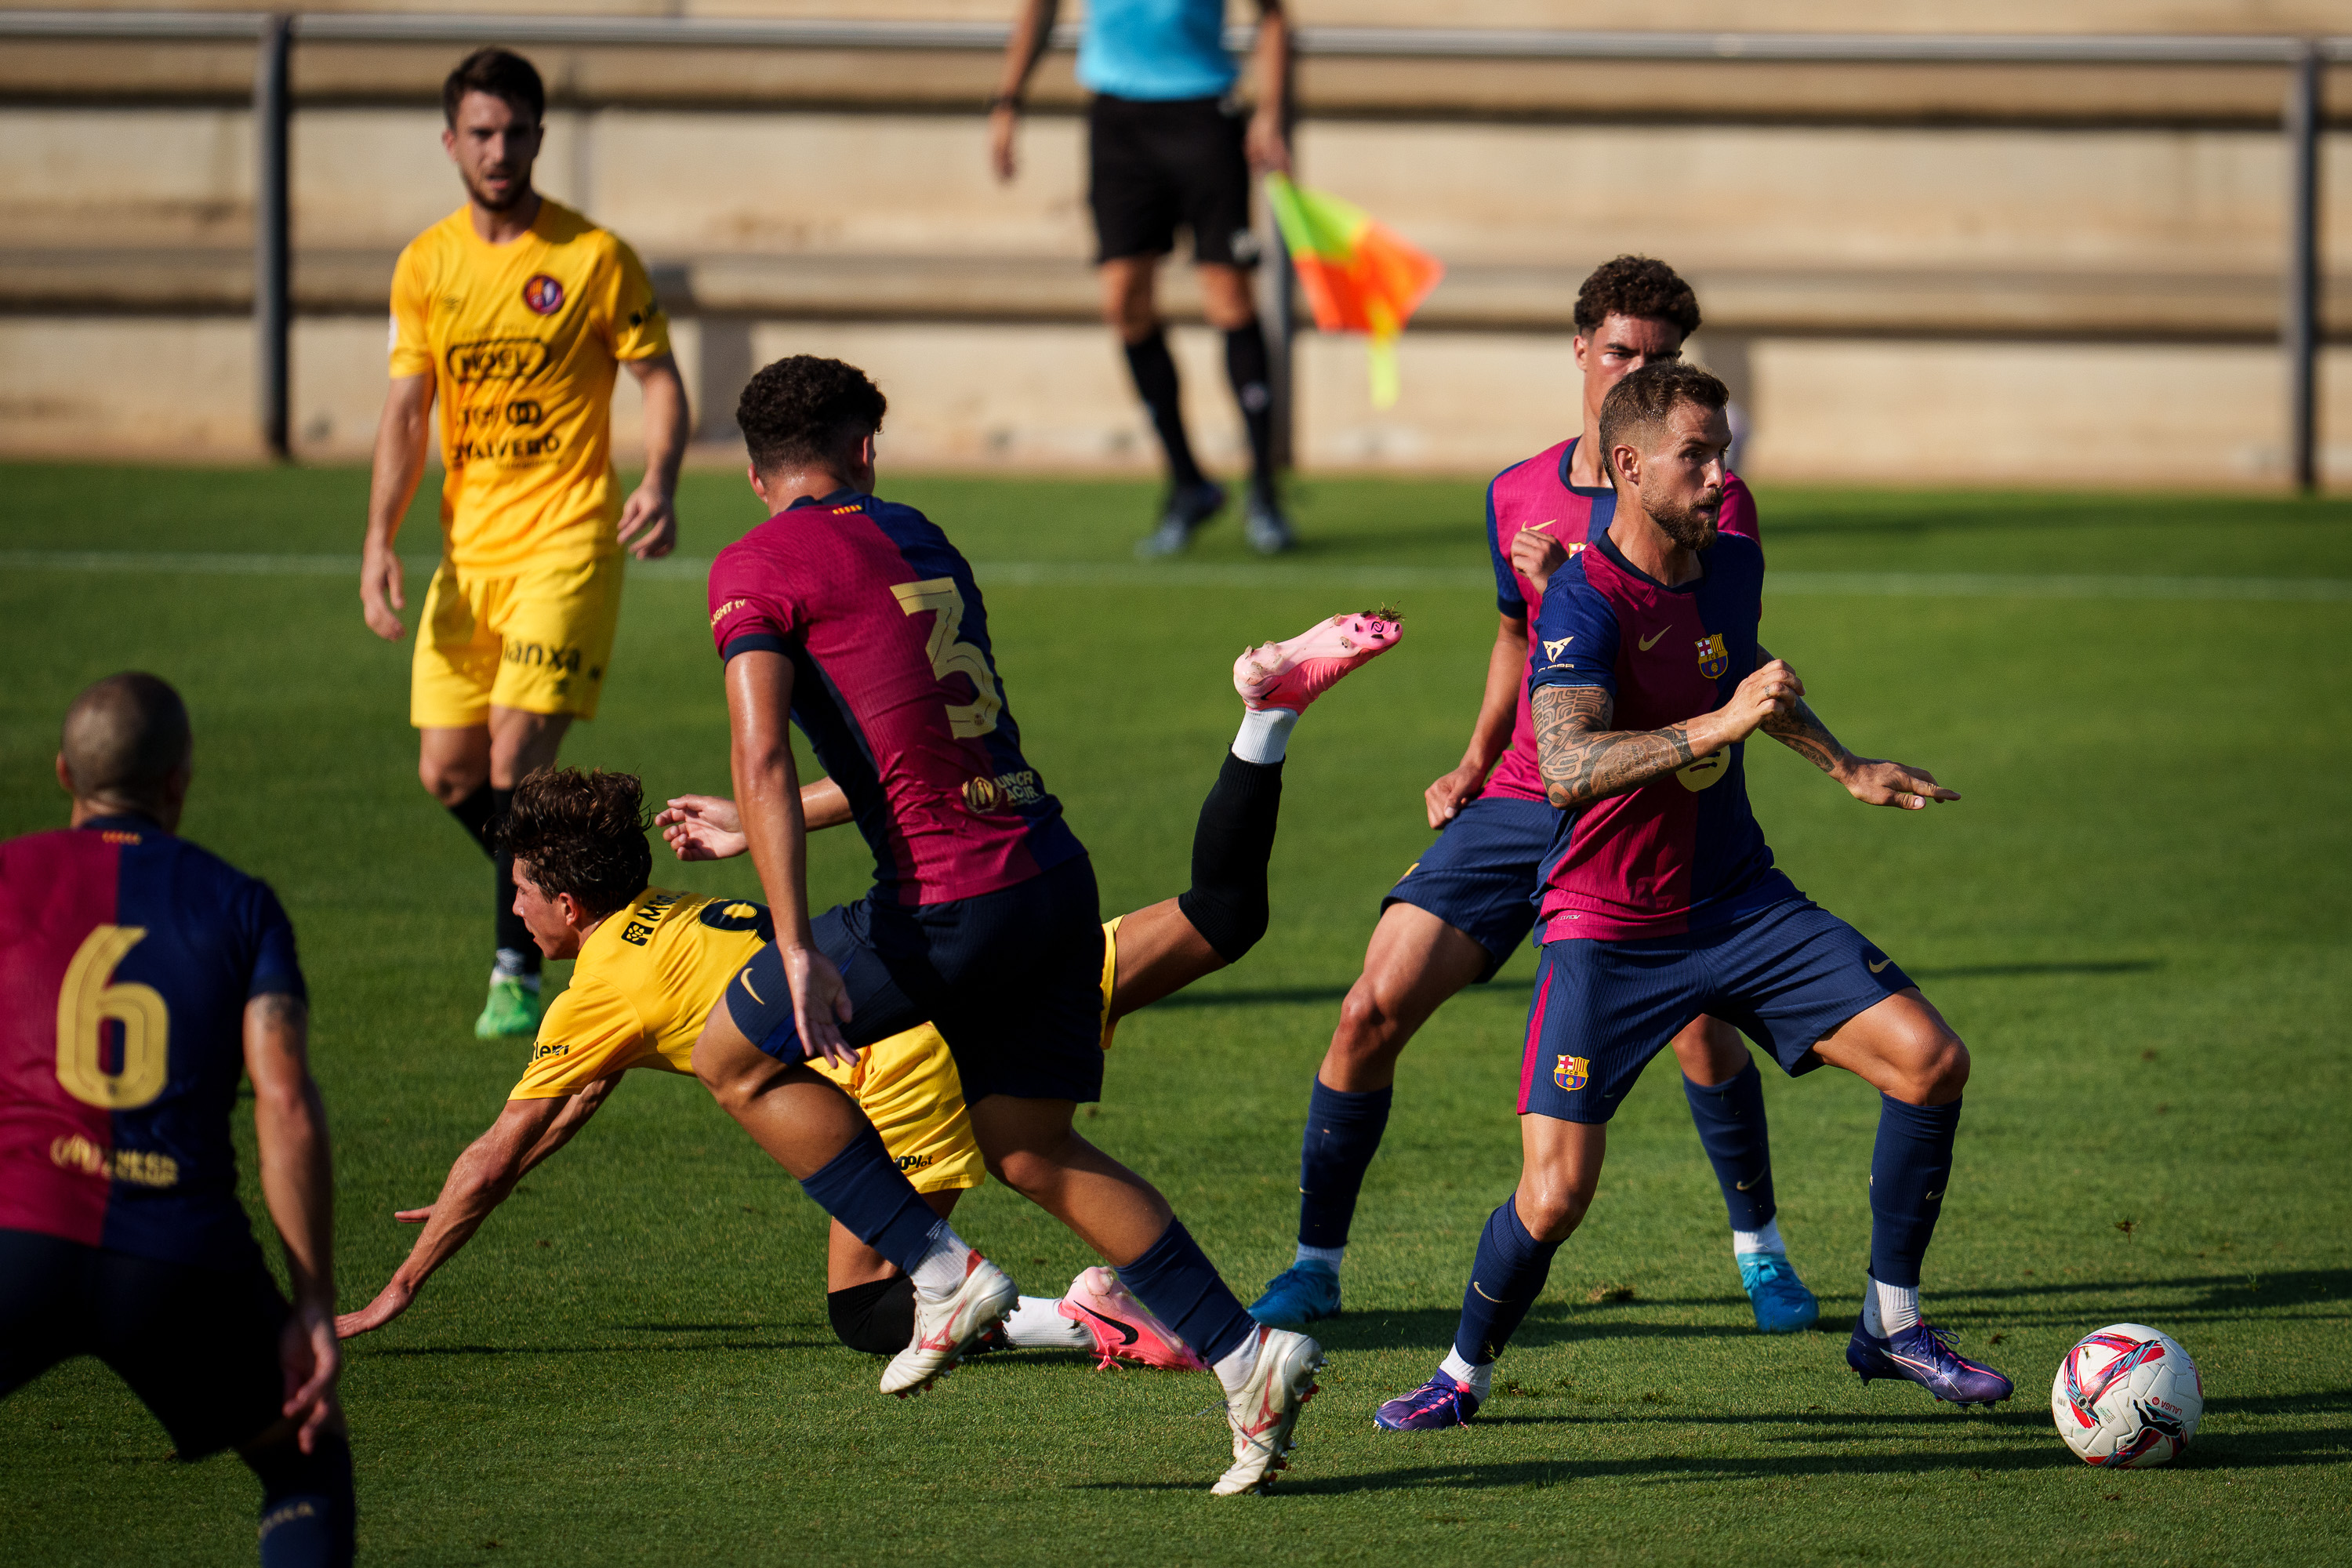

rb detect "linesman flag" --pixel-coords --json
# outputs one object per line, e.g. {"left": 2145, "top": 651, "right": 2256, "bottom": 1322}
{"left": 1265, "top": 172, "right": 1444, "bottom": 408}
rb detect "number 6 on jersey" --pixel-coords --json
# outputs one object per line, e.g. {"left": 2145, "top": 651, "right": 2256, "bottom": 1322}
{"left": 892, "top": 577, "right": 1004, "bottom": 738}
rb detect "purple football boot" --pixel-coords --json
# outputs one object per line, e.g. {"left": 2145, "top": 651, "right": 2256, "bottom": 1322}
{"left": 1372, "top": 1374, "right": 1481, "bottom": 1431}
{"left": 1847, "top": 1320, "right": 2014, "bottom": 1409}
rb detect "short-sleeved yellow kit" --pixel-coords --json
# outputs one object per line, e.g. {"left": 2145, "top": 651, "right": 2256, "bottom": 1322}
{"left": 512, "top": 891, "right": 1123, "bottom": 1197}
{"left": 390, "top": 198, "right": 670, "bottom": 728}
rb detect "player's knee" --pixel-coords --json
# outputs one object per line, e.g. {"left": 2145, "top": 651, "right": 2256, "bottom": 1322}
{"left": 1516, "top": 1181, "right": 1592, "bottom": 1244}
{"left": 1332, "top": 981, "right": 1406, "bottom": 1067}
{"left": 1918, "top": 1033, "right": 1970, "bottom": 1104}
{"left": 417, "top": 753, "right": 484, "bottom": 805}
{"left": 1671, "top": 1017, "right": 1749, "bottom": 1086}
{"left": 828, "top": 1275, "right": 917, "bottom": 1355}
{"left": 1176, "top": 885, "right": 1266, "bottom": 966}
{"left": 246, "top": 1428, "right": 355, "bottom": 1568}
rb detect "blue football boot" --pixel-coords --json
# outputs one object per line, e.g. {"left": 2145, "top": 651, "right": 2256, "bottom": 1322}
{"left": 1247, "top": 1260, "right": 1341, "bottom": 1330}
{"left": 1373, "top": 1375, "right": 1481, "bottom": 1431}
{"left": 1848, "top": 1319, "right": 2014, "bottom": 1409}
{"left": 1739, "top": 1251, "right": 1820, "bottom": 1334}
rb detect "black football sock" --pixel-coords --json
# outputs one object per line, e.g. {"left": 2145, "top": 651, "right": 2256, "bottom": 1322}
{"left": 445, "top": 779, "right": 496, "bottom": 860}
{"left": 1222, "top": 321, "right": 1277, "bottom": 501}
{"left": 1174, "top": 752, "right": 1283, "bottom": 964}
{"left": 828, "top": 1275, "right": 919, "bottom": 1355}
{"left": 1683, "top": 1058, "right": 1777, "bottom": 1234}
{"left": 1123, "top": 328, "right": 1207, "bottom": 491}
{"left": 488, "top": 786, "right": 539, "bottom": 979}
{"left": 249, "top": 1430, "right": 355, "bottom": 1568}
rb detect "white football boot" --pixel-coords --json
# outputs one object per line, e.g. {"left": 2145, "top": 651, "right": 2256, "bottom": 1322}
{"left": 880, "top": 1254, "right": 1018, "bottom": 1396}
{"left": 1211, "top": 1327, "right": 1325, "bottom": 1495}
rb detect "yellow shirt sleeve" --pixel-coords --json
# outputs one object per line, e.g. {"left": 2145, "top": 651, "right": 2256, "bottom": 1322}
{"left": 510, "top": 976, "right": 654, "bottom": 1099}
{"left": 602, "top": 238, "right": 671, "bottom": 364}
{"left": 388, "top": 239, "right": 435, "bottom": 380}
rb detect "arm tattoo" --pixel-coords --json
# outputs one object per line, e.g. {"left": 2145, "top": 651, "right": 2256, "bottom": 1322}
{"left": 1534, "top": 684, "right": 1700, "bottom": 809}
{"left": 252, "top": 992, "right": 308, "bottom": 1033}
{"left": 1751, "top": 646, "right": 1850, "bottom": 775}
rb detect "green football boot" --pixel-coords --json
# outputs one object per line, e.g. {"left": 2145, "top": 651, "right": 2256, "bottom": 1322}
{"left": 474, "top": 975, "right": 544, "bottom": 1040}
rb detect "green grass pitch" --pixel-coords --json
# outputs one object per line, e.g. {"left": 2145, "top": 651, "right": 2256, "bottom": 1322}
{"left": 1, "top": 463, "right": 2347, "bottom": 1566}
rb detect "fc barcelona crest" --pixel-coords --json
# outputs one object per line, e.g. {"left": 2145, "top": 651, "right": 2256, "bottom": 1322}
{"left": 1554, "top": 1054, "right": 1589, "bottom": 1092}
{"left": 1696, "top": 632, "right": 1730, "bottom": 680}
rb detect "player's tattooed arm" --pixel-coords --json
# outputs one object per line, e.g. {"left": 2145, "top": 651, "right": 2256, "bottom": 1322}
{"left": 1751, "top": 642, "right": 1960, "bottom": 811}
{"left": 1534, "top": 684, "right": 1698, "bottom": 808}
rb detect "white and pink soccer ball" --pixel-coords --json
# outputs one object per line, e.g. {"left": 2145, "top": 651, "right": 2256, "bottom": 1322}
{"left": 2052, "top": 1323, "right": 2202, "bottom": 1467}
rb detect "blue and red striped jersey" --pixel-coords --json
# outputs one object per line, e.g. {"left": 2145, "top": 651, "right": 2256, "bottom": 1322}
{"left": 0, "top": 815, "right": 304, "bottom": 1267}
{"left": 1483, "top": 436, "right": 1758, "bottom": 804}
{"left": 1528, "top": 529, "right": 1795, "bottom": 941}
{"left": 707, "top": 488, "right": 1085, "bottom": 906}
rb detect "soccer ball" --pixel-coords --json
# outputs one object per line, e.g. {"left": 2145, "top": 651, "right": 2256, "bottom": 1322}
{"left": 2051, "top": 1323, "right": 2202, "bottom": 1467}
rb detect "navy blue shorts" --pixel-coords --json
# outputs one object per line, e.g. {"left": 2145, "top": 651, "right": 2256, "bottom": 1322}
{"left": 726, "top": 854, "right": 1107, "bottom": 1105}
{"left": 1517, "top": 895, "right": 1915, "bottom": 1123}
{"left": 0, "top": 1229, "right": 288, "bottom": 1458}
{"left": 1382, "top": 793, "right": 1555, "bottom": 980}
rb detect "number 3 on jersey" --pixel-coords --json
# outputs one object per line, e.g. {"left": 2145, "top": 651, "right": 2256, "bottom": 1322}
{"left": 891, "top": 577, "right": 1004, "bottom": 738}
{"left": 56, "top": 924, "right": 171, "bottom": 1110}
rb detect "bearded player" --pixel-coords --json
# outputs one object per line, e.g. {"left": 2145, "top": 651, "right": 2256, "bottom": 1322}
{"left": 358, "top": 47, "right": 691, "bottom": 1041}
{"left": 336, "top": 609, "right": 1395, "bottom": 1373}
{"left": 1374, "top": 363, "right": 2009, "bottom": 1432}
{"left": 1251, "top": 256, "right": 1820, "bottom": 1340}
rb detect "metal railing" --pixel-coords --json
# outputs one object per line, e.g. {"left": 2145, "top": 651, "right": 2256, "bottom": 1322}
{"left": 0, "top": 10, "right": 2337, "bottom": 484}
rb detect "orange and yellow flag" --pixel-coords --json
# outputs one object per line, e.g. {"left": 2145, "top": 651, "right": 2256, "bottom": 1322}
{"left": 1265, "top": 172, "right": 1444, "bottom": 408}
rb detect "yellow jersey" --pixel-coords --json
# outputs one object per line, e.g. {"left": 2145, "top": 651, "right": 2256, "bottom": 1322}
{"left": 389, "top": 199, "right": 670, "bottom": 575}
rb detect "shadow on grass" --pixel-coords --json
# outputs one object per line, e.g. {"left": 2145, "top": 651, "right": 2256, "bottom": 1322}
{"left": 1152, "top": 982, "right": 1534, "bottom": 1012}
{"left": 1907, "top": 959, "right": 2161, "bottom": 981}
{"left": 357, "top": 1338, "right": 829, "bottom": 1357}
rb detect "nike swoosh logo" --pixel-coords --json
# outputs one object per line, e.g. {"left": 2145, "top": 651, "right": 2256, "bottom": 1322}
{"left": 1638, "top": 628, "right": 1668, "bottom": 651}
{"left": 739, "top": 971, "right": 766, "bottom": 1004}
{"left": 1472, "top": 1280, "right": 1506, "bottom": 1303}
{"left": 1734, "top": 1176, "right": 1760, "bottom": 1191}
{"left": 1925, "top": 1189, "right": 1944, "bottom": 1201}
{"left": 1868, "top": 958, "right": 1892, "bottom": 974}
{"left": 1069, "top": 1303, "right": 1139, "bottom": 1347}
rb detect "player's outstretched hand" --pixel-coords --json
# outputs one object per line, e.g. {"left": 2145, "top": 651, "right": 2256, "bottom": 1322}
{"left": 335, "top": 1277, "right": 417, "bottom": 1341}
{"left": 658, "top": 794, "right": 748, "bottom": 861}
{"left": 1424, "top": 760, "right": 1487, "bottom": 829}
{"left": 784, "top": 944, "right": 857, "bottom": 1068}
{"left": 1710, "top": 658, "right": 1805, "bottom": 748}
{"left": 616, "top": 481, "right": 678, "bottom": 561}
{"left": 279, "top": 1301, "right": 341, "bottom": 1453}
{"left": 1837, "top": 757, "right": 1960, "bottom": 811}
{"left": 1509, "top": 522, "right": 1570, "bottom": 599}
{"left": 360, "top": 546, "right": 407, "bottom": 641}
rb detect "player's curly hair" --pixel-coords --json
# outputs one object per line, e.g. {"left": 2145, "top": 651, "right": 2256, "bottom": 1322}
{"left": 443, "top": 48, "right": 544, "bottom": 128}
{"left": 1573, "top": 255, "right": 1701, "bottom": 339}
{"left": 737, "top": 356, "right": 889, "bottom": 477}
{"left": 496, "top": 768, "right": 652, "bottom": 920}
{"left": 1597, "top": 361, "right": 1729, "bottom": 470}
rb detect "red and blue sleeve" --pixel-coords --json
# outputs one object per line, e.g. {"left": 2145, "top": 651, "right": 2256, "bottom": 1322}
{"left": 707, "top": 544, "right": 800, "bottom": 662}
{"left": 1486, "top": 481, "right": 1523, "bottom": 619}
{"left": 1719, "top": 473, "right": 1760, "bottom": 545}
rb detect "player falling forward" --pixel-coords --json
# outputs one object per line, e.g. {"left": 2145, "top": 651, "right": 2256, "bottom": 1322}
{"left": 685, "top": 354, "right": 1337, "bottom": 1493}
{"left": 358, "top": 47, "right": 691, "bottom": 1041}
{"left": 0, "top": 675, "right": 353, "bottom": 1566}
{"left": 1373, "top": 363, "right": 2011, "bottom": 1432}
{"left": 334, "top": 611, "right": 1396, "bottom": 1370}
{"left": 1253, "top": 256, "right": 1819, "bottom": 1337}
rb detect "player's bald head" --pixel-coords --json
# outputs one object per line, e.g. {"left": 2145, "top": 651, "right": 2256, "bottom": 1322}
{"left": 60, "top": 673, "right": 191, "bottom": 810}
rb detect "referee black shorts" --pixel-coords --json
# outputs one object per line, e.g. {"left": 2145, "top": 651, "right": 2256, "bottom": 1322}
{"left": 1087, "top": 93, "right": 1261, "bottom": 268}
{"left": 0, "top": 1228, "right": 290, "bottom": 1458}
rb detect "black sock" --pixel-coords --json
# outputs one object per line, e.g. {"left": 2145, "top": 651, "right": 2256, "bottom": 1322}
{"left": 446, "top": 779, "right": 496, "bottom": 860}
{"left": 249, "top": 1429, "right": 355, "bottom": 1568}
{"left": 828, "top": 1275, "right": 918, "bottom": 1354}
{"left": 1123, "top": 328, "right": 1206, "bottom": 490}
{"left": 1223, "top": 321, "right": 1276, "bottom": 500}
{"left": 488, "top": 786, "right": 539, "bottom": 977}
{"left": 1174, "top": 752, "right": 1283, "bottom": 964}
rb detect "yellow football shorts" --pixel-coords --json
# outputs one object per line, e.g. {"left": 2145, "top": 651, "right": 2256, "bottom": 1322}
{"left": 409, "top": 552, "right": 625, "bottom": 728}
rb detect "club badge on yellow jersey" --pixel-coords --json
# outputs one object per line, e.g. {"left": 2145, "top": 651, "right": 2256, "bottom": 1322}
{"left": 389, "top": 198, "right": 670, "bottom": 575}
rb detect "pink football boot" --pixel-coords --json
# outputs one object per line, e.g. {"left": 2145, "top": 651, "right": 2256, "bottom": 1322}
{"left": 1058, "top": 1266, "right": 1207, "bottom": 1371}
{"left": 1234, "top": 608, "right": 1403, "bottom": 713}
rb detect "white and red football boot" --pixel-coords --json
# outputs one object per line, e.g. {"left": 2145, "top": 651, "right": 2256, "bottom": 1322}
{"left": 1211, "top": 1327, "right": 1325, "bottom": 1496}
{"left": 880, "top": 1253, "right": 1018, "bottom": 1396}
{"left": 1233, "top": 608, "right": 1403, "bottom": 715}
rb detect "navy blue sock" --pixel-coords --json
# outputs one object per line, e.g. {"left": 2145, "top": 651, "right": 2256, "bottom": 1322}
{"left": 1868, "top": 1093, "right": 1962, "bottom": 1289}
{"left": 1117, "top": 1218, "right": 1258, "bottom": 1367}
{"left": 251, "top": 1431, "right": 354, "bottom": 1567}
{"left": 1298, "top": 1077, "right": 1393, "bottom": 1250}
{"left": 1682, "top": 1059, "right": 1776, "bottom": 1233}
{"left": 1452, "top": 1196, "right": 1563, "bottom": 1367}
{"left": 798, "top": 1124, "right": 945, "bottom": 1276}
